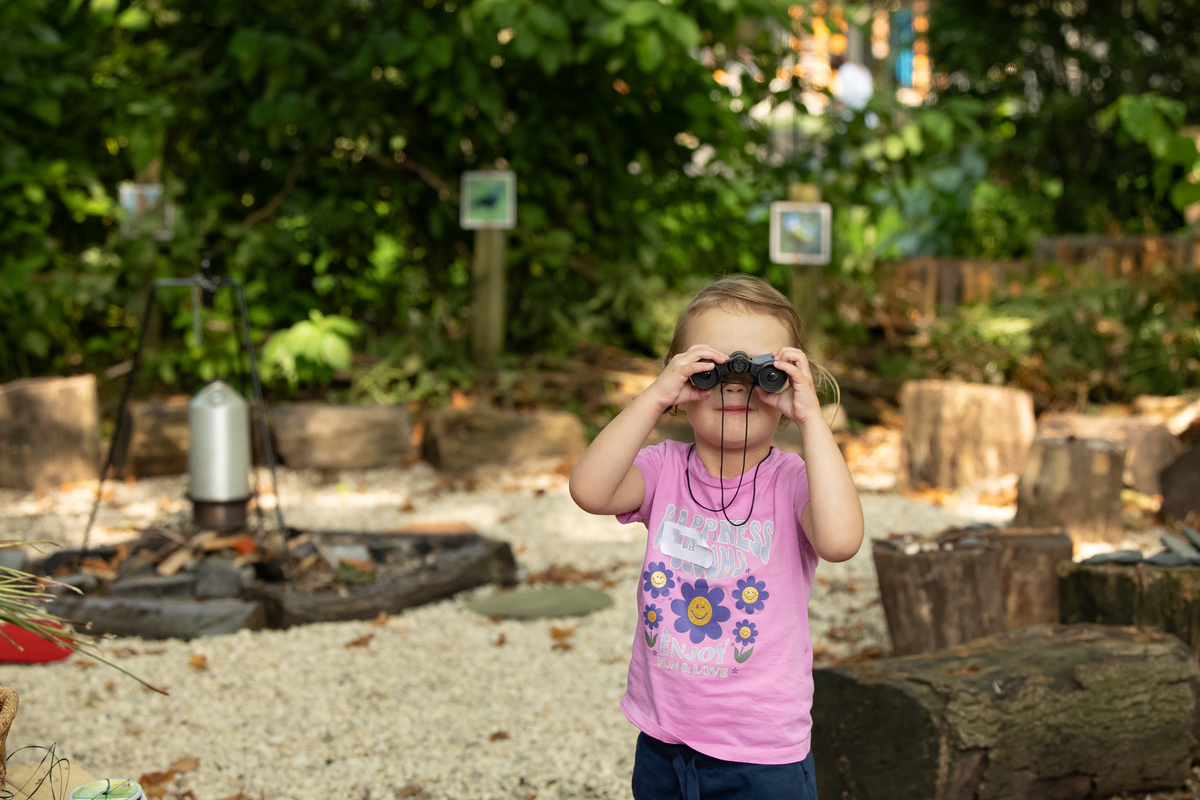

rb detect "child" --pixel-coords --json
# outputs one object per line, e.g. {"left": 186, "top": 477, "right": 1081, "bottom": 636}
{"left": 569, "top": 274, "right": 864, "bottom": 799}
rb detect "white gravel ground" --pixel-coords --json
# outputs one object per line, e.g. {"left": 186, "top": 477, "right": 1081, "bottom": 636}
{"left": 2, "top": 462, "right": 1022, "bottom": 800}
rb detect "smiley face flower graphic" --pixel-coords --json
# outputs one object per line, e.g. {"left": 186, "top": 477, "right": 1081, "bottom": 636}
{"left": 670, "top": 579, "right": 730, "bottom": 644}
{"left": 734, "top": 576, "right": 769, "bottom": 614}
{"left": 732, "top": 619, "right": 758, "bottom": 646}
{"left": 643, "top": 604, "right": 662, "bottom": 631}
{"left": 643, "top": 561, "right": 676, "bottom": 599}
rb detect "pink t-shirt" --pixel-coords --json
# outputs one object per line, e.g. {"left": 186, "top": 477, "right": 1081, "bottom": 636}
{"left": 616, "top": 440, "right": 818, "bottom": 765}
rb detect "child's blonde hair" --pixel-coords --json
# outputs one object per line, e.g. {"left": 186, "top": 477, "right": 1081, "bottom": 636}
{"left": 665, "top": 274, "right": 839, "bottom": 418}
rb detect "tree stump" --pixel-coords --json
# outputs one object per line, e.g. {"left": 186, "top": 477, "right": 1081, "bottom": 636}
{"left": 873, "top": 527, "right": 1073, "bottom": 656}
{"left": 422, "top": 406, "right": 586, "bottom": 475}
{"left": 0, "top": 375, "right": 100, "bottom": 491}
{"left": 1059, "top": 560, "right": 1200, "bottom": 659}
{"left": 112, "top": 397, "right": 190, "bottom": 477}
{"left": 1162, "top": 448, "right": 1200, "bottom": 526}
{"left": 1037, "top": 412, "right": 1185, "bottom": 495}
{"left": 1014, "top": 437, "right": 1125, "bottom": 545}
{"left": 812, "top": 624, "right": 1200, "bottom": 800}
{"left": 899, "top": 380, "right": 1035, "bottom": 490}
{"left": 269, "top": 402, "right": 410, "bottom": 471}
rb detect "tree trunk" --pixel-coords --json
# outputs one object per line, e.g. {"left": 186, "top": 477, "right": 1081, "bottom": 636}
{"left": 269, "top": 402, "right": 410, "bottom": 471}
{"left": 899, "top": 380, "right": 1035, "bottom": 490}
{"left": 812, "top": 624, "right": 1200, "bottom": 800}
{"left": 114, "top": 398, "right": 191, "bottom": 477}
{"left": 0, "top": 375, "right": 100, "bottom": 491}
{"left": 422, "top": 406, "right": 586, "bottom": 476}
{"left": 873, "top": 527, "right": 1072, "bottom": 657}
{"left": 1059, "top": 561, "right": 1200, "bottom": 659}
{"left": 1037, "top": 412, "right": 1184, "bottom": 496}
{"left": 1014, "top": 437, "right": 1125, "bottom": 545}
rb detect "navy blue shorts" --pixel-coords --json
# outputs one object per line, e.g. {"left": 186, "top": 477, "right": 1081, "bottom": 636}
{"left": 631, "top": 733, "right": 818, "bottom": 800}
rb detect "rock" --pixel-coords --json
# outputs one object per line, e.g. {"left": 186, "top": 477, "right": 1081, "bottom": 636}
{"left": 1183, "top": 525, "right": 1200, "bottom": 552}
{"left": 1037, "top": 413, "right": 1184, "bottom": 495}
{"left": 466, "top": 586, "right": 612, "bottom": 619}
{"left": 1162, "top": 448, "right": 1200, "bottom": 524}
{"left": 46, "top": 596, "right": 265, "bottom": 640}
{"left": 1145, "top": 550, "right": 1192, "bottom": 567}
{"left": 0, "top": 374, "right": 100, "bottom": 491}
{"left": 109, "top": 573, "right": 197, "bottom": 599}
{"left": 270, "top": 402, "right": 411, "bottom": 471}
{"left": 1081, "top": 549, "right": 1143, "bottom": 565}
{"left": 1161, "top": 533, "right": 1200, "bottom": 559}
{"left": 195, "top": 556, "right": 243, "bottom": 600}
{"left": 422, "top": 406, "right": 587, "bottom": 475}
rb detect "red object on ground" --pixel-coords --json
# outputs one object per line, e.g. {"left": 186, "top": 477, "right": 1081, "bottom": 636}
{"left": 234, "top": 535, "right": 257, "bottom": 556}
{"left": 0, "top": 622, "right": 72, "bottom": 663}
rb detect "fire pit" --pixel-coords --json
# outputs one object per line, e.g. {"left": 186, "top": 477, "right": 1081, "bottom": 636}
{"left": 36, "top": 524, "right": 517, "bottom": 640}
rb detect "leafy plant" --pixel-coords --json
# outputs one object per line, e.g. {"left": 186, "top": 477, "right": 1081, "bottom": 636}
{"left": 261, "top": 310, "right": 360, "bottom": 388}
{"left": 1098, "top": 94, "right": 1200, "bottom": 213}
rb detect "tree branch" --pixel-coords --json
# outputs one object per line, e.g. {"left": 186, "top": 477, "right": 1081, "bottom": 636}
{"left": 371, "top": 153, "right": 459, "bottom": 204}
{"left": 244, "top": 155, "right": 306, "bottom": 227}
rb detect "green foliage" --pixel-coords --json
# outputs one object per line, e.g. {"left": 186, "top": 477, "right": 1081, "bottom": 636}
{"left": 261, "top": 310, "right": 360, "bottom": 388}
{"left": 923, "top": 268, "right": 1200, "bottom": 407}
{"left": 1099, "top": 94, "right": 1200, "bottom": 212}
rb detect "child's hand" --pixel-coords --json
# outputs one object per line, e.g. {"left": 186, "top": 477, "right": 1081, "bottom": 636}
{"left": 754, "top": 347, "right": 823, "bottom": 426}
{"left": 645, "top": 344, "right": 728, "bottom": 411}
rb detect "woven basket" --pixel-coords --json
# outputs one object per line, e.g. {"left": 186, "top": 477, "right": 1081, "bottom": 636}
{"left": 0, "top": 683, "right": 18, "bottom": 793}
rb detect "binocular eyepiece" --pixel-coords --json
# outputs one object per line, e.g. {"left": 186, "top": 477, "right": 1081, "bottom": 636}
{"left": 690, "top": 351, "right": 788, "bottom": 393}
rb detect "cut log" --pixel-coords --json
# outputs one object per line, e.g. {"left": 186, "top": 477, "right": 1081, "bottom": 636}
{"left": 812, "top": 623, "right": 1200, "bottom": 800}
{"left": 269, "top": 402, "right": 410, "bottom": 471}
{"left": 873, "top": 539, "right": 1005, "bottom": 656}
{"left": 0, "top": 375, "right": 100, "bottom": 491}
{"left": 422, "top": 406, "right": 586, "bottom": 475}
{"left": 117, "top": 397, "right": 190, "bottom": 477}
{"left": 1037, "top": 412, "right": 1184, "bottom": 495}
{"left": 874, "top": 527, "right": 1073, "bottom": 657}
{"left": 899, "top": 380, "right": 1035, "bottom": 490}
{"left": 1059, "top": 560, "right": 1200, "bottom": 658}
{"left": 1162, "top": 448, "right": 1200, "bottom": 526}
{"left": 1014, "top": 437, "right": 1125, "bottom": 544}
{"left": 253, "top": 532, "right": 517, "bottom": 627}
{"left": 46, "top": 596, "right": 265, "bottom": 640}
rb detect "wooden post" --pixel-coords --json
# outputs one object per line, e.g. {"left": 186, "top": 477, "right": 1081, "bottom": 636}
{"left": 788, "top": 183, "right": 823, "bottom": 357}
{"left": 471, "top": 228, "right": 507, "bottom": 371}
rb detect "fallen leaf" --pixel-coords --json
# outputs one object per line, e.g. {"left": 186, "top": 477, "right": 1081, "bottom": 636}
{"left": 105, "top": 680, "right": 116, "bottom": 692}
{"left": 488, "top": 614, "right": 504, "bottom": 624}
{"left": 125, "top": 727, "right": 142, "bottom": 736}
{"left": 177, "top": 792, "right": 198, "bottom": 800}
{"left": 399, "top": 500, "right": 417, "bottom": 512}
{"left": 111, "top": 647, "right": 139, "bottom": 658}
{"left": 525, "top": 794, "right": 537, "bottom": 800}
{"left": 170, "top": 756, "right": 200, "bottom": 773}
{"left": 233, "top": 536, "right": 257, "bottom": 556}
{"left": 552, "top": 641, "right": 574, "bottom": 652}
{"left": 395, "top": 786, "right": 423, "bottom": 798}
{"left": 489, "top": 730, "right": 510, "bottom": 741}
{"left": 947, "top": 665, "right": 981, "bottom": 675}
{"left": 75, "top": 659, "right": 96, "bottom": 669}
{"left": 346, "top": 634, "right": 374, "bottom": 648}
{"left": 146, "top": 648, "right": 166, "bottom": 655}
{"left": 188, "top": 654, "right": 208, "bottom": 670}
{"left": 495, "top": 633, "right": 507, "bottom": 646}
{"left": 549, "top": 625, "right": 577, "bottom": 640}
{"left": 978, "top": 487, "right": 1018, "bottom": 507}
{"left": 371, "top": 611, "right": 390, "bottom": 628}
{"left": 139, "top": 771, "right": 174, "bottom": 796}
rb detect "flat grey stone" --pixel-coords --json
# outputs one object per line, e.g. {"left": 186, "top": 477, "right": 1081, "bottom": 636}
{"left": 1181, "top": 525, "right": 1200, "bottom": 552}
{"left": 467, "top": 586, "right": 612, "bottom": 619}
{"left": 1082, "top": 549, "right": 1143, "bottom": 565}
{"left": 1145, "top": 550, "right": 1191, "bottom": 567}
{"left": 51, "top": 572, "right": 99, "bottom": 594}
{"left": 1160, "top": 533, "right": 1200, "bottom": 559}
{"left": 195, "top": 556, "right": 243, "bottom": 600}
{"left": 109, "top": 573, "right": 196, "bottom": 599}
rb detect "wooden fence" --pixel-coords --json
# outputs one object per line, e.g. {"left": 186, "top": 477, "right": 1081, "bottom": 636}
{"left": 879, "top": 235, "right": 1200, "bottom": 320}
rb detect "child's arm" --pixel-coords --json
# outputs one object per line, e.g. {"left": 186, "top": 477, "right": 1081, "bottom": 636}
{"left": 569, "top": 344, "right": 728, "bottom": 515}
{"left": 756, "top": 347, "right": 865, "bottom": 563}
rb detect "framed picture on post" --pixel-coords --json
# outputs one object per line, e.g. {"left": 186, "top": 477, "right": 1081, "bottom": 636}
{"left": 769, "top": 201, "right": 831, "bottom": 265}
{"left": 118, "top": 181, "right": 176, "bottom": 241}
{"left": 460, "top": 170, "right": 516, "bottom": 230}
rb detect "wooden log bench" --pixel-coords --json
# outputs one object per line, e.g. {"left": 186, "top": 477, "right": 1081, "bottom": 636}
{"left": 812, "top": 623, "right": 1200, "bottom": 800}
{"left": 873, "top": 526, "right": 1073, "bottom": 656}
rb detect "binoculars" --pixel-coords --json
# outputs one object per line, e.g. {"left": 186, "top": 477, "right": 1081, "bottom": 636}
{"left": 690, "top": 351, "right": 788, "bottom": 393}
